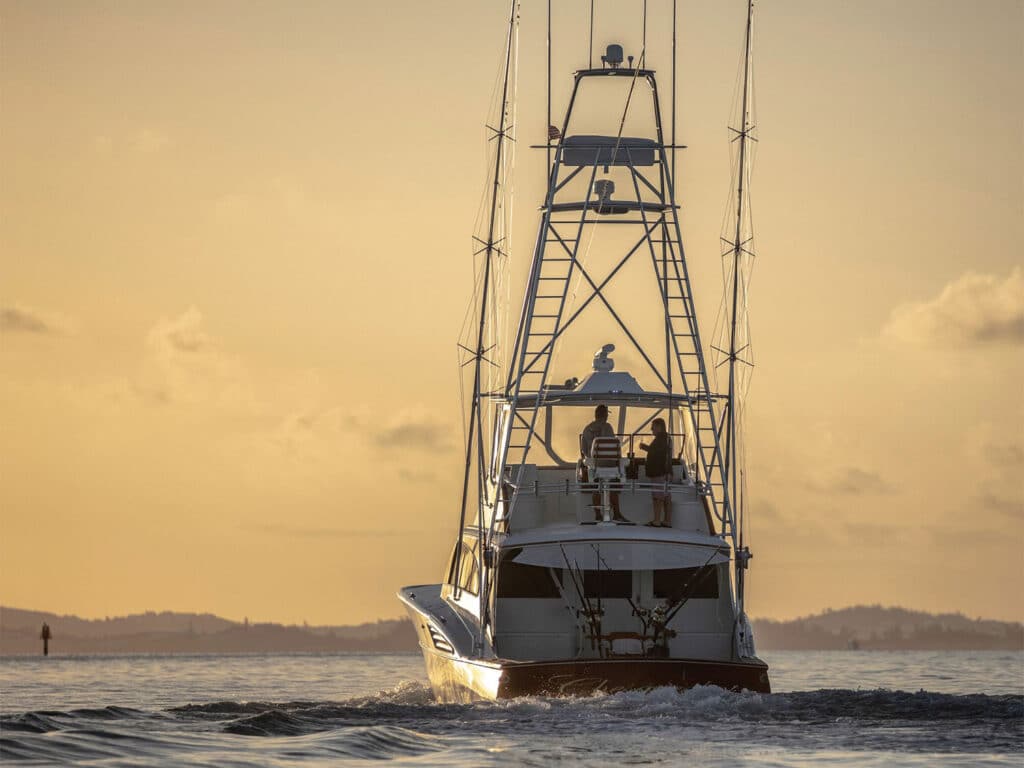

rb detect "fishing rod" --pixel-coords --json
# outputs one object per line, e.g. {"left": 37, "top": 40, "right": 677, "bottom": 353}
{"left": 559, "top": 543, "right": 603, "bottom": 653}
{"left": 589, "top": 543, "right": 655, "bottom": 647}
{"left": 661, "top": 548, "right": 723, "bottom": 631}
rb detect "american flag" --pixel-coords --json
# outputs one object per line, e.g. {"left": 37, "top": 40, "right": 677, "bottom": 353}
{"left": 548, "top": 125, "right": 561, "bottom": 140}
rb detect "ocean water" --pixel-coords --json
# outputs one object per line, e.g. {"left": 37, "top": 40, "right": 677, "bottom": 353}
{"left": 1, "top": 651, "right": 1021, "bottom": 766}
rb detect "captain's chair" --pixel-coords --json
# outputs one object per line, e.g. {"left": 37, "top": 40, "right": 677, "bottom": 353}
{"left": 588, "top": 436, "right": 623, "bottom": 479}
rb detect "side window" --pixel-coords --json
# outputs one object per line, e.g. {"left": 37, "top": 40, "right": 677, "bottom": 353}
{"left": 458, "top": 541, "right": 479, "bottom": 595}
{"left": 653, "top": 566, "right": 719, "bottom": 600}
{"left": 445, "top": 538, "right": 480, "bottom": 596}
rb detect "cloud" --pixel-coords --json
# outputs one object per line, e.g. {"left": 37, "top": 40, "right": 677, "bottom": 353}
{"left": 807, "top": 467, "right": 897, "bottom": 496}
{"left": 259, "top": 404, "right": 453, "bottom": 469}
{"left": 745, "top": 498, "right": 840, "bottom": 556}
{"left": 929, "top": 525, "right": 1011, "bottom": 550}
{"left": 1, "top": 304, "right": 68, "bottom": 335}
{"left": 977, "top": 492, "right": 1023, "bottom": 520}
{"left": 155, "top": 310, "right": 214, "bottom": 354}
{"left": 961, "top": 428, "right": 1023, "bottom": 521}
{"left": 398, "top": 468, "right": 436, "bottom": 483}
{"left": 268, "top": 406, "right": 350, "bottom": 457}
{"left": 138, "top": 307, "right": 255, "bottom": 409}
{"left": 751, "top": 500, "right": 785, "bottom": 522}
{"left": 131, "top": 129, "right": 171, "bottom": 154}
{"left": 883, "top": 267, "right": 1024, "bottom": 346}
{"left": 982, "top": 440, "right": 1024, "bottom": 469}
{"left": 843, "top": 522, "right": 908, "bottom": 547}
{"left": 370, "top": 408, "right": 456, "bottom": 453}
{"left": 375, "top": 423, "right": 452, "bottom": 451}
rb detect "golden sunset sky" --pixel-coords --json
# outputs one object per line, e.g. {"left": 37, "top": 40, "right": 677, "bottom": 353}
{"left": 2, "top": 0, "right": 1022, "bottom": 625}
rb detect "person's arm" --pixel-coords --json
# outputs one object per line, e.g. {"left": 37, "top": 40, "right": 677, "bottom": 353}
{"left": 581, "top": 424, "right": 597, "bottom": 457}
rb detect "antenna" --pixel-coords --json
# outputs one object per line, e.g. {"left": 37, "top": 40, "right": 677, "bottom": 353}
{"left": 547, "top": 0, "right": 552, "bottom": 172}
{"left": 588, "top": 0, "right": 594, "bottom": 68}
{"left": 453, "top": 0, "right": 519, "bottom": 651}
{"left": 724, "top": 0, "right": 757, "bottom": 613}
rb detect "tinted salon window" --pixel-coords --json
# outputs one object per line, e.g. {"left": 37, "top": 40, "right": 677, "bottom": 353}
{"left": 582, "top": 569, "right": 633, "bottom": 599}
{"left": 496, "top": 559, "right": 562, "bottom": 598}
{"left": 653, "top": 566, "right": 719, "bottom": 600}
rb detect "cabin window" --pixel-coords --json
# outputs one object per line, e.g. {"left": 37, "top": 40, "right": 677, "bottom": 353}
{"left": 445, "top": 538, "right": 480, "bottom": 595}
{"left": 653, "top": 566, "right": 719, "bottom": 600}
{"left": 458, "top": 542, "right": 479, "bottom": 595}
{"left": 496, "top": 560, "right": 562, "bottom": 598}
{"left": 581, "top": 569, "right": 633, "bottom": 599}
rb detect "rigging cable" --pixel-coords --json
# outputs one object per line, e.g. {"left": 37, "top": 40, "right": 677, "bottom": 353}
{"left": 453, "top": 0, "right": 519, "bottom": 611}
{"left": 671, "top": 0, "right": 677, "bottom": 186}
{"left": 642, "top": 0, "right": 647, "bottom": 53}
{"left": 667, "top": 0, "right": 677, "bottom": 440}
{"left": 724, "top": 0, "right": 757, "bottom": 609}
{"left": 547, "top": 0, "right": 552, "bottom": 173}
{"left": 588, "top": 0, "right": 594, "bottom": 69}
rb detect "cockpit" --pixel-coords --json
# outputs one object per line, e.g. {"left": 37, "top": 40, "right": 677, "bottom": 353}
{"left": 483, "top": 344, "right": 719, "bottom": 534}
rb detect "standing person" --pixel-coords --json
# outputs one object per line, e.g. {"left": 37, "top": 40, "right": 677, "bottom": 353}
{"left": 640, "top": 417, "right": 672, "bottom": 527}
{"left": 580, "top": 404, "right": 624, "bottom": 522}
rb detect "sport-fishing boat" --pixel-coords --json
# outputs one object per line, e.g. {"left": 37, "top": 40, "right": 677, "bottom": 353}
{"left": 399, "top": 0, "right": 769, "bottom": 702}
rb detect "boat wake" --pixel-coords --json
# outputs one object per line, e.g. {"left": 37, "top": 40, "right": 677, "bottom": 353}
{"left": 2, "top": 683, "right": 1021, "bottom": 765}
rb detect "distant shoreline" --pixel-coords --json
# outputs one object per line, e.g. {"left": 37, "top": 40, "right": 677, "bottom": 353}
{"left": 2, "top": 605, "right": 1021, "bottom": 656}
{"left": 0, "top": 650, "right": 426, "bottom": 659}
{"left": 3, "top": 649, "right": 1022, "bottom": 660}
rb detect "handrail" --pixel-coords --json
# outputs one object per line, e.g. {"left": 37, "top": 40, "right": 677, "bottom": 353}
{"left": 578, "top": 431, "right": 691, "bottom": 465}
{"left": 503, "top": 477, "right": 693, "bottom": 497}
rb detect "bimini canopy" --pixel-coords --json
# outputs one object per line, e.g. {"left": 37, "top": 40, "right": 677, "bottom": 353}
{"left": 504, "top": 541, "right": 728, "bottom": 571}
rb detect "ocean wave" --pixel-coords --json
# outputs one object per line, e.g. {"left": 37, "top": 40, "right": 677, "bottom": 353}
{"left": 1, "top": 722, "right": 175, "bottom": 765}
{"left": 2, "top": 684, "right": 1020, "bottom": 766}
{"left": 0, "top": 706, "right": 151, "bottom": 734}
{"left": 9, "top": 684, "right": 1022, "bottom": 730}
{"left": 312, "top": 725, "right": 445, "bottom": 760}
{"left": 316, "top": 681, "right": 1023, "bottom": 724}
{"left": 516, "top": 685, "right": 1024, "bottom": 723}
{"left": 0, "top": 712, "right": 62, "bottom": 734}
{"left": 346, "top": 679, "right": 438, "bottom": 707}
{"left": 224, "top": 708, "right": 312, "bottom": 736}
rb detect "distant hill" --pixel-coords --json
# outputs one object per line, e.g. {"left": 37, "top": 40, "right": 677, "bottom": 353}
{"left": 0, "top": 607, "right": 417, "bottom": 656}
{"left": 753, "top": 605, "right": 1024, "bottom": 651}
{"left": 1, "top": 607, "right": 236, "bottom": 638}
{"left": 2, "top": 604, "right": 1021, "bottom": 655}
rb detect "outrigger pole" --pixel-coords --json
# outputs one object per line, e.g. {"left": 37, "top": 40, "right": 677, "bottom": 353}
{"left": 453, "top": 0, "right": 519, "bottom": 650}
{"left": 724, "top": 0, "right": 756, "bottom": 613}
